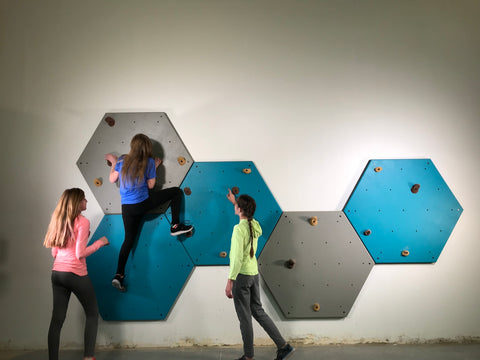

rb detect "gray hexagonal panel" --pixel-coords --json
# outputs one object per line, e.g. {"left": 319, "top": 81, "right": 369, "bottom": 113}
{"left": 258, "top": 211, "right": 374, "bottom": 318}
{"left": 77, "top": 112, "right": 193, "bottom": 214}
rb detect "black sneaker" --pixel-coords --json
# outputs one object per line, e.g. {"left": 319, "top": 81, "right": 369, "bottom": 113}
{"left": 170, "top": 223, "right": 193, "bottom": 236}
{"left": 276, "top": 343, "right": 295, "bottom": 360}
{"left": 112, "top": 274, "right": 126, "bottom": 292}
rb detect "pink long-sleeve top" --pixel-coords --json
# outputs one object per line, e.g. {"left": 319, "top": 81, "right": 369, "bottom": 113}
{"left": 51, "top": 215, "right": 103, "bottom": 276}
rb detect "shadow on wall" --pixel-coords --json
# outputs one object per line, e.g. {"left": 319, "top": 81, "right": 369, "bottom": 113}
{"left": 0, "top": 238, "right": 10, "bottom": 298}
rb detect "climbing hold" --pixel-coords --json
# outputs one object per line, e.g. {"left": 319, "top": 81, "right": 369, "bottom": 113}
{"left": 93, "top": 178, "right": 102, "bottom": 187}
{"left": 232, "top": 186, "right": 240, "bottom": 195}
{"left": 309, "top": 216, "right": 318, "bottom": 226}
{"left": 219, "top": 251, "right": 227, "bottom": 258}
{"left": 104, "top": 116, "right": 115, "bottom": 127}
{"left": 313, "top": 303, "right": 320, "bottom": 312}
{"left": 374, "top": 167, "right": 382, "bottom": 172}
{"left": 243, "top": 168, "right": 252, "bottom": 174}
{"left": 401, "top": 250, "right": 410, "bottom": 257}
{"left": 183, "top": 187, "right": 192, "bottom": 195}
{"left": 411, "top": 184, "right": 420, "bottom": 194}
{"left": 177, "top": 156, "right": 186, "bottom": 165}
{"left": 285, "top": 259, "right": 296, "bottom": 269}
{"left": 106, "top": 160, "right": 112, "bottom": 167}
{"left": 363, "top": 229, "right": 371, "bottom": 236}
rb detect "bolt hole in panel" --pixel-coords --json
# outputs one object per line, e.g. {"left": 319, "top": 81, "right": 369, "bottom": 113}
{"left": 87, "top": 214, "right": 194, "bottom": 321}
{"left": 258, "top": 211, "right": 373, "bottom": 318}
{"left": 179, "top": 162, "right": 282, "bottom": 266}
{"left": 343, "top": 159, "right": 463, "bottom": 263}
{"left": 77, "top": 113, "right": 193, "bottom": 215}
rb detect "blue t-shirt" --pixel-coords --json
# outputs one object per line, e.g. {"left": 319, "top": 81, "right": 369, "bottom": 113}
{"left": 115, "top": 156, "right": 156, "bottom": 204}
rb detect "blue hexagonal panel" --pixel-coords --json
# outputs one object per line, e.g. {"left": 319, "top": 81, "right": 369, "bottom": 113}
{"left": 258, "top": 211, "right": 374, "bottom": 318}
{"left": 87, "top": 213, "right": 194, "bottom": 320}
{"left": 179, "top": 161, "right": 282, "bottom": 266}
{"left": 77, "top": 112, "right": 193, "bottom": 214}
{"left": 344, "top": 159, "right": 463, "bottom": 263}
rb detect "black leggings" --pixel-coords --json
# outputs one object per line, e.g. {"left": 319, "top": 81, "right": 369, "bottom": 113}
{"left": 48, "top": 271, "right": 98, "bottom": 360}
{"left": 116, "top": 187, "right": 183, "bottom": 276}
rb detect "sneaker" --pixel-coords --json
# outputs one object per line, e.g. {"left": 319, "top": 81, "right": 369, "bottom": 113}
{"left": 276, "top": 343, "right": 295, "bottom": 360}
{"left": 170, "top": 223, "right": 193, "bottom": 236}
{"left": 112, "top": 274, "right": 126, "bottom": 292}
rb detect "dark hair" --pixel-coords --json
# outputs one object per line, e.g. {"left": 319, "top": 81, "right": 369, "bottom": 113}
{"left": 236, "top": 194, "right": 256, "bottom": 258}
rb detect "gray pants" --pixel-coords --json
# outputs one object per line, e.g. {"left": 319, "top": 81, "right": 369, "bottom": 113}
{"left": 233, "top": 274, "right": 285, "bottom": 358}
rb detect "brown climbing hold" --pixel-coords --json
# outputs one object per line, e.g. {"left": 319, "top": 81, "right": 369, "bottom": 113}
{"left": 411, "top": 184, "right": 420, "bottom": 194}
{"left": 243, "top": 168, "right": 252, "bottom": 174}
{"left": 184, "top": 187, "right": 192, "bottom": 195}
{"left": 309, "top": 216, "right": 318, "bottom": 226}
{"left": 177, "top": 156, "right": 186, "bottom": 165}
{"left": 401, "top": 250, "right": 410, "bottom": 257}
{"left": 104, "top": 116, "right": 115, "bottom": 127}
{"left": 93, "top": 178, "right": 102, "bottom": 187}
{"left": 106, "top": 160, "right": 112, "bottom": 167}
{"left": 374, "top": 167, "right": 382, "bottom": 172}
{"left": 285, "top": 259, "right": 296, "bottom": 269}
{"left": 363, "top": 229, "right": 371, "bottom": 236}
{"left": 219, "top": 251, "right": 227, "bottom": 258}
{"left": 313, "top": 303, "right": 320, "bottom": 312}
{"left": 232, "top": 186, "right": 240, "bottom": 195}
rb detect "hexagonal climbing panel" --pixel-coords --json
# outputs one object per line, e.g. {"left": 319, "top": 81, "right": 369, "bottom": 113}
{"left": 344, "top": 159, "right": 463, "bottom": 263}
{"left": 180, "top": 161, "right": 282, "bottom": 266}
{"left": 258, "top": 211, "right": 373, "bottom": 318}
{"left": 87, "top": 213, "right": 194, "bottom": 320}
{"left": 77, "top": 112, "right": 193, "bottom": 214}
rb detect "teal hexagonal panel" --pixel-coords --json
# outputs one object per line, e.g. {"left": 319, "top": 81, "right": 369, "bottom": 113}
{"left": 87, "top": 214, "right": 194, "bottom": 320}
{"left": 258, "top": 211, "right": 373, "bottom": 318}
{"left": 77, "top": 112, "right": 193, "bottom": 214}
{"left": 344, "top": 159, "right": 463, "bottom": 263}
{"left": 179, "top": 161, "right": 282, "bottom": 266}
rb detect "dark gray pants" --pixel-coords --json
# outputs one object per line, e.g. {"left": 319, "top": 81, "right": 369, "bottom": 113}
{"left": 48, "top": 271, "right": 98, "bottom": 360}
{"left": 233, "top": 273, "right": 285, "bottom": 358}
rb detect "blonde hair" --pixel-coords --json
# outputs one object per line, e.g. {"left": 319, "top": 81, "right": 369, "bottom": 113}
{"left": 43, "top": 188, "right": 85, "bottom": 248}
{"left": 121, "top": 133, "right": 153, "bottom": 186}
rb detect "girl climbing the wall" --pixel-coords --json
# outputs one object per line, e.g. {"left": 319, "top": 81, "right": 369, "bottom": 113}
{"left": 225, "top": 189, "right": 295, "bottom": 360}
{"left": 105, "top": 133, "right": 193, "bottom": 292}
{"left": 44, "top": 188, "right": 109, "bottom": 360}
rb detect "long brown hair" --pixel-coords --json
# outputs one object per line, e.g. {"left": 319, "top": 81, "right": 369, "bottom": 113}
{"left": 43, "top": 188, "right": 85, "bottom": 248}
{"left": 236, "top": 194, "right": 256, "bottom": 258}
{"left": 121, "top": 134, "right": 153, "bottom": 186}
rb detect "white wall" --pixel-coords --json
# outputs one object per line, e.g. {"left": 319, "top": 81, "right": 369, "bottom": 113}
{"left": 1, "top": 0, "right": 479, "bottom": 349}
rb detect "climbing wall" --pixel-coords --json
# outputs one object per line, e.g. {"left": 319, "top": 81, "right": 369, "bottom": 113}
{"left": 77, "top": 112, "right": 193, "bottom": 214}
{"left": 180, "top": 162, "right": 282, "bottom": 265}
{"left": 258, "top": 211, "right": 374, "bottom": 318}
{"left": 78, "top": 112, "right": 195, "bottom": 320}
{"left": 87, "top": 214, "right": 194, "bottom": 320}
{"left": 344, "top": 159, "right": 463, "bottom": 263}
{"left": 77, "top": 113, "right": 463, "bottom": 321}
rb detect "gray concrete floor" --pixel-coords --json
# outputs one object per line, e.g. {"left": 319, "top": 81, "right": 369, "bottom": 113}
{"left": 1, "top": 344, "right": 480, "bottom": 360}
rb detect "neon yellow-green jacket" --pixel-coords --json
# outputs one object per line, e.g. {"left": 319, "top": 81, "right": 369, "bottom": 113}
{"left": 228, "top": 218, "right": 262, "bottom": 280}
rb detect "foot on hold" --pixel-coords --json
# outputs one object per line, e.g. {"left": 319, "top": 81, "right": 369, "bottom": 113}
{"left": 112, "top": 274, "right": 126, "bottom": 292}
{"left": 276, "top": 344, "right": 295, "bottom": 360}
{"left": 170, "top": 223, "right": 193, "bottom": 236}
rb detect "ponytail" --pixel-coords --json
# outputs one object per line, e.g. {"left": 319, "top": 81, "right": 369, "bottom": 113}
{"left": 248, "top": 218, "right": 254, "bottom": 258}
{"left": 236, "top": 194, "right": 257, "bottom": 258}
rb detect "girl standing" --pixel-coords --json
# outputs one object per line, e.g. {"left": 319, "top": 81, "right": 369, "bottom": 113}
{"left": 225, "top": 189, "right": 295, "bottom": 360}
{"left": 105, "top": 133, "right": 193, "bottom": 291}
{"left": 44, "top": 188, "right": 109, "bottom": 360}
